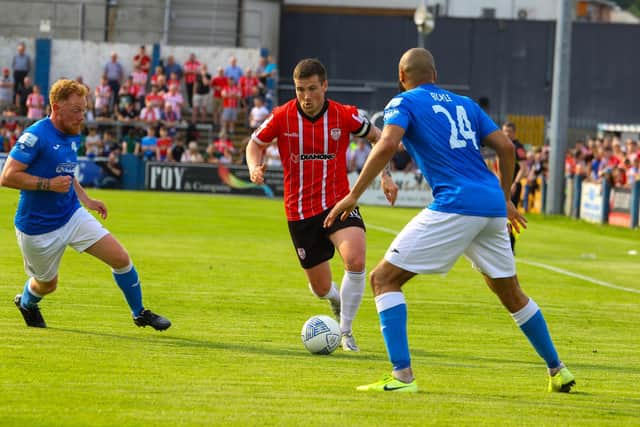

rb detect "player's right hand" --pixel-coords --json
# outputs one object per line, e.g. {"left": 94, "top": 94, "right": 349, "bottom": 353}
{"left": 506, "top": 200, "right": 527, "bottom": 233}
{"left": 49, "top": 175, "right": 72, "bottom": 193}
{"left": 249, "top": 164, "right": 266, "bottom": 184}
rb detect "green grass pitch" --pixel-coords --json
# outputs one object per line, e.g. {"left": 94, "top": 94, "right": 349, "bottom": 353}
{"left": 1, "top": 188, "right": 639, "bottom": 426}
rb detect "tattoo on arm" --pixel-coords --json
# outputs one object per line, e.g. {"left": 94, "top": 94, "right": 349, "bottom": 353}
{"left": 36, "top": 178, "right": 49, "bottom": 191}
{"left": 382, "top": 163, "right": 392, "bottom": 177}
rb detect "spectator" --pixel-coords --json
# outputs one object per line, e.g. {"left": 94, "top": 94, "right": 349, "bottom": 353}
{"left": 139, "top": 98, "right": 162, "bottom": 124}
{"left": 265, "top": 141, "right": 281, "bottom": 168}
{"left": 161, "top": 103, "right": 180, "bottom": 130}
{"left": 94, "top": 76, "right": 113, "bottom": 118}
{"left": 135, "top": 127, "right": 158, "bottom": 160}
{"left": 249, "top": 97, "right": 269, "bottom": 132}
{"left": 163, "top": 84, "right": 184, "bottom": 121}
{"left": 224, "top": 56, "right": 243, "bottom": 84}
{"left": 156, "top": 126, "right": 173, "bottom": 161}
{"left": 391, "top": 142, "right": 414, "bottom": 172}
{"left": 163, "top": 55, "right": 183, "bottom": 81}
{"left": 104, "top": 52, "right": 124, "bottom": 109}
{"left": 221, "top": 77, "right": 241, "bottom": 135}
{"left": 167, "top": 136, "right": 186, "bottom": 163}
{"left": 131, "top": 65, "right": 148, "bottom": 103}
{"left": 102, "top": 130, "right": 117, "bottom": 155}
{"left": 263, "top": 55, "right": 278, "bottom": 110}
{"left": 145, "top": 85, "right": 164, "bottom": 110}
{"left": 209, "top": 132, "right": 235, "bottom": 159}
{"left": 210, "top": 67, "right": 227, "bottom": 125}
{"left": 348, "top": 138, "right": 371, "bottom": 174}
{"left": 96, "top": 146, "right": 123, "bottom": 189}
{"left": 192, "top": 64, "right": 211, "bottom": 123}
{"left": 117, "top": 100, "right": 138, "bottom": 123}
{"left": 0, "top": 68, "right": 14, "bottom": 112}
{"left": 150, "top": 66, "right": 165, "bottom": 87}
{"left": 238, "top": 67, "right": 261, "bottom": 126}
{"left": 116, "top": 78, "right": 135, "bottom": 111}
{"left": 133, "top": 45, "right": 151, "bottom": 75}
{"left": 12, "top": 42, "right": 31, "bottom": 101}
{"left": 25, "top": 84, "right": 45, "bottom": 120}
{"left": 255, "top": 56, "right": 268, "bottom": 86}
{"left": 625, "top": 139, "right": 638, "bottom": 162}
{"left": 122, "top": 127, "right": 141, "bottom": 155}
{"left": 167, "top": 72, "right": 180, "bottom": 91}
{"left": 181, "top": 141, "right": 204, "bottom": 163}
{"left": 84, "top": 127, "right": 103, "bottom": 157}
{"left": 183, "top": 53, "right": 201, "bottom": 108}
{"left": 15, "top": 76, "right": 34, "bottom": 116}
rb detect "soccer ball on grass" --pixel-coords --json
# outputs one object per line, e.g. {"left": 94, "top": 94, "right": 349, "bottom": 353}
{"left": 301, "top": 315, "right": 341, "bottom": 355}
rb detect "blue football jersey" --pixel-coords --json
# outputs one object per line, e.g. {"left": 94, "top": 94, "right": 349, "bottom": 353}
{"left": 9, "top": 118, "right": 82, "bottom": 235}
{"left": 384, "top": 84, "right": 506, "bottom": 217}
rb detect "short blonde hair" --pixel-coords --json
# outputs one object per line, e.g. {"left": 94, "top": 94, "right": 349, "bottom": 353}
{"left": 49, "top": 79, "right": 89, "bottom": 106}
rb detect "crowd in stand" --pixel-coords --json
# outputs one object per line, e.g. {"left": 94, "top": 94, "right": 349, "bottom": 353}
{"left": 566, "top": 135, "right": 639, "bottom": 189}
{"left": 0, "top": 43, "right": 279, "bottom": 172}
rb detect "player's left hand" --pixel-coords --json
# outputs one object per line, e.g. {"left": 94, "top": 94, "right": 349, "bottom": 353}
{"left": 323, "top": 194, "right": 358, "bottom": 228}
{"left": 86, "top": 199, "right": 108, "bottom": 219}
{"left": 506, "top": 200, "right": 526, "bottom": 234}
{"left": 381, "top": 174, "right": 398, "bottom": 206}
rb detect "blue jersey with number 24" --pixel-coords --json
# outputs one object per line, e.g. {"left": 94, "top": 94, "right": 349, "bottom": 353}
{"left": 384, "top": 83, "right": 506, "bottom": 217}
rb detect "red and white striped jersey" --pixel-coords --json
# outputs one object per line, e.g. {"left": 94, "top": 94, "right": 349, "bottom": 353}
{"left": 251, "top": 99, "right": 370, "bottom": 221}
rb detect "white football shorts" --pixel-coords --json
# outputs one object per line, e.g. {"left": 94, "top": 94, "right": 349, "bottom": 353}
{"left": 16, "top": 207, "right": 110, "bottom": 282}
{"left": 384, "top": 208, "right": 516, "bottom": 279}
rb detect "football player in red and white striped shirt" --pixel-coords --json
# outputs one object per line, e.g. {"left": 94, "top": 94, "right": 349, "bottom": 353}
{"left": 247, "top": 58, "right": 397, "bottom": 351}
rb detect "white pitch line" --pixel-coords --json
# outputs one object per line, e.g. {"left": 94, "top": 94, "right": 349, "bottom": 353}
{"left": 367, "top": 223, "right": 640, "bottom": 295}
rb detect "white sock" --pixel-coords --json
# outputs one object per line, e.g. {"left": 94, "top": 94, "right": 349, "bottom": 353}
{"left": 339, "top": 270, "right": 366, "bottom": 334}
{"left": 309, "top": 281, "right": 340, "bottom": 304}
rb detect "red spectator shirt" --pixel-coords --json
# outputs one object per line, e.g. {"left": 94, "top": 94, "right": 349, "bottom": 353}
{"left": 222, "top": 85, "right": 241, "bottom": 108}
{"left": 134, "top": 54, "right": 151, "bottom": 73}
{"left": 238, "top": 75, "right": 259, "bottom": 98}
{"left": 251, "top": 99, "right": 370, "bottom": 221}
{"left": 211, "top": 76, "right": 228, "bottom": 98}
{"left": 184, "top": 60, "right": 201, "bottom": 84}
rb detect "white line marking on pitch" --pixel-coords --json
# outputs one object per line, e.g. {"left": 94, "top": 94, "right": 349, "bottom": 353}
{"left": 367, "top": 223, "right": 640, "bottom": 295}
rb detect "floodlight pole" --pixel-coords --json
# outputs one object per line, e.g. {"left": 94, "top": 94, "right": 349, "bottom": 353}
{"left": 546, "top": 0, "right": 573, "bottom": 214}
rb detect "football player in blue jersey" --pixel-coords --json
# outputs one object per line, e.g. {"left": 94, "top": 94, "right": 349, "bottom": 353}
{"left": 325, "top": 48, "right": 574, "bottom": 393}
{"left": 0, "top": 79, "right": 170, "bottom": 331}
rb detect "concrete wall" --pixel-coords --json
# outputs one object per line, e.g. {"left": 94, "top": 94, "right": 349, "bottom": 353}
{"left": 243, "top": 0, "right": 281, "bottom": 56}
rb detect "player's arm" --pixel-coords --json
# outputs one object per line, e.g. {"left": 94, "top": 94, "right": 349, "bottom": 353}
{"left": 246, "top": 138, "right": 268, "bottom": 184}
{"left": 0, "top": 156, "right": 71, "bottom": 192}
{"left": 482, "top": 130, "right": 527, "bottom": 232}
{"left": 324, "top": 124, "right": 404, "bottom": 227}
{"left": 73, "top": 178, "right": 107, "bottom": 219}
{"left": 362, "top": 120, "right": 398, "bottom": 204}
{"left": 513, "top": 151, "right": 528, "bottom": 190}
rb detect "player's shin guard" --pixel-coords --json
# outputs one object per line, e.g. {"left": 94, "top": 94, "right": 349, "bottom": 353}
{"left": 375, "top": 292, "right": 411, "bottom": 371}
{"left": 511, "top": 298, "right": 561, "bottom": 369}
{"left": 20, "top": 278, "right": 43, "bottom": 309}
{"left": 113, "top": 263, "right": 144, "bottom": 316}
{"left": 339, "top": 270, "right": 365, "bottom": 334}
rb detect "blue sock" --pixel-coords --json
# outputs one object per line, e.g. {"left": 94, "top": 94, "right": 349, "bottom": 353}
{"left": 21, "top": 279, "right": 42, "bottom": 309}
{"left": 512, "top": 299, "right": 560, "bottom": 369}
{"left": 376, "top": 292, "right": 411, "bottom": 371}
{"left": 113, "top": 264, "right": 144, "bottom": 316}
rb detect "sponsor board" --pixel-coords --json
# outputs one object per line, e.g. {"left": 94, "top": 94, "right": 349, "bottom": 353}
{"left": 579, "top": 182, "right": 604, "bottom": 223}
{"left": 608, "top": 187, "right": 632, "bottom": 228}
{"left": 348, "top": 170, "right": 433, "bottom": 208}
{"left": 145, "top": 162, "right": 285, "bottom": 197}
